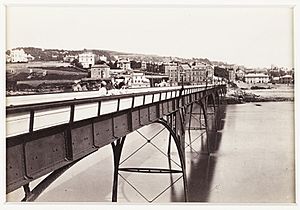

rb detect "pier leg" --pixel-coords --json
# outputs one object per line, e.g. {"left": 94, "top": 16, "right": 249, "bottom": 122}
{"left": 167, "top": 113, "right": 173, "bottom": 155}
{"left": 22, "top": 184, "right": 31, "bottom": 202}
{"left": 157, "top": 117, "right": 189, "bottom": 202}
{"left": 111, "top": 136, "right": 126, "bottom": 202}
{"left": 199, "top": 102, "right": 202, "bottom": 130}
{"left": 188, "top": 103, "right": 193, "bottom": 131}
{"left": 216, "top": 91, "right": 221, "bottom": 107}
{"left": 178, "top": 107, "right": 188, "bottom": 201}
{"left": 212, "top": 94, "right": 217, "bottom": 112}
{"left": 199, "top": 99, "right": 210, "bottom": 154}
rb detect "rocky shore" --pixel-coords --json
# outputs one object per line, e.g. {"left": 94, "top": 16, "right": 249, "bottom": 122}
{"left": 224, "top": 85, "right": 294, "bottom": 104}
{"left": 224, "top": 95, "right": 294, "bottom": 104}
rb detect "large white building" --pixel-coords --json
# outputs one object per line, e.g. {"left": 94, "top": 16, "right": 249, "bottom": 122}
{"left": 164, "top": 62, "right": 214, "bottom": 86}
{"left": 9, "top": 49, "right": 30, "bottom": 63}
{"left": 191, "top": 63, "right": 214, "bottom": 85}
{"left": 79, "top": 52, "right": 96, "bottom": 68}
{"left": 129, "top": 72, "right": 150, "bottom": 88}
{"left": 244, "top": 73, "right": 269, "bottom": 84}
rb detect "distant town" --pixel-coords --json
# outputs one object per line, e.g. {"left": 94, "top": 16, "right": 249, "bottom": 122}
{"left": 6, "top": 47, "right": 294, "bottom": 95}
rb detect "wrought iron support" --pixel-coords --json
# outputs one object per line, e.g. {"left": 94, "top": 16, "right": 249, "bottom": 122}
{"left": 111, "top": 136, "right": 126, "bottom": 202}
{"left": 21, "top": 158, "right": 82, "bottom": 202}
{"left": 211, "top": 93, "right": 217, "bottom": 112}
{"left": 167, "top": 113, "right": 173, "bottom": 155}
{"left": 157, "top": 118, "right": 189, "bottom": 202}
{"left": 199, "top": 99, "right": 210, "bottom": 154}
{"left": 188, "top": 103, "right": 193, "bottom": 131}
{"left": 22, "top": 184, "right": 31, "bottom": 201}
{"left": 118, "top": 167, "right": 182, "bottom": 174}
{"left": 216, "top": 91, "right": 221, "bottom": 107}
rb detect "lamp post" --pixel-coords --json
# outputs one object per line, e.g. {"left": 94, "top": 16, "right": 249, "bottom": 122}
{"left": 205, "top": 70, "right": 208, "bottom": 89}
{"left": 179, "top": 67, "right": 185, "bottom": 106}
{"left": 180, "top": 71, "right": 185, "bottom": 90}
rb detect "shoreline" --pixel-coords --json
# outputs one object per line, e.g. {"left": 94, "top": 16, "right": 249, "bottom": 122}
{"left": 223, "top": 96, "right": 294, "bottom": 104}
{"left": 224, "top": 85, "right": 294, "bottom": 104}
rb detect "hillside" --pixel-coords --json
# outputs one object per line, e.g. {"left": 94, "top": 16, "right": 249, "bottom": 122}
{"left": 6, "top": 47, "right": 214, "bottom": 64}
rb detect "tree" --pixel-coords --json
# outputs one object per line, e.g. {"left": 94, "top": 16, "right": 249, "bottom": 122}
{"left": 214, "top": 66, "right": 229, "bottom": 80}
{"left": 279, "top": 69, "right": 286, "bottom": 77}
{"left": 130, "top": 60, "right": 141, "bottom": 69}
{"left": 71, "top": 59, "right": 83, "bottom": 68}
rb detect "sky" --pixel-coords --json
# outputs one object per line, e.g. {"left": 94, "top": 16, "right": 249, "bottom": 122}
{"left": 6, "top": 6, "right": 294, "bottom": 69}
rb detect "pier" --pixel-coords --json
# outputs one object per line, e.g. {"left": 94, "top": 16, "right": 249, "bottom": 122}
{"left": 6, "top": 84, "right": 226, "bottom": 202}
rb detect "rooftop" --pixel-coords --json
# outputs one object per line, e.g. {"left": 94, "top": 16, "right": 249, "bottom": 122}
{"left": 179, "top": 64, "right": 191, "bottom": 71}
{"left": 245, "top": 73, "right": 269, "bottom": 78}
{"left": 281, "top": 75, "right": 292, "bottom": 78}
{"left": 92, "top": 64, "right": 110, "bottom": 68}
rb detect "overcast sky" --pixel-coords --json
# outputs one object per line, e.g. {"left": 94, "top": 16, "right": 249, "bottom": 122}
{"left": 6, "top": 6, "right": 293, "bottom": 68}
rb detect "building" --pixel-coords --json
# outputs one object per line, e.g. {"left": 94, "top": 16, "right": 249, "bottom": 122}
{"left": 145, "top": 75, "right": 170, "bottom": 87}
{"left": 63, "top": 55, "right": 77, "bottom": 63}
{"left": 164, "top": 62, "right": 214, "bottom": 86}
{"left": 178, "top": 64, "right": 192, "bottom": 85}
{"left": 228, "top": 68, "right": 235, "bottom": 82}
{"left": 279, "top": 75, "right": 293, "bottom": 84}
{"left": 6, "top": 54, "right": 11, "bottom": 63}
{"left": 109, "top": 68, "right": 126, "bottom": 76}
{"left": 191, "top": 62, "right": 214, "bottom": 85}
{"left": 272, "top": 77, "right": 280, "bottom": 84}
{"left": 235, "top": 69, "right": 245, "bottom": 80}
{"left": 191, "top": 64, "right": 205, "bottom": 85}
{"left": 90, "top": 64, "right": 110, "bottom": 79}
{"left": 27, "top": 54, "right": 35, "bottom": 62}
{"left": 117, "top": 59, "right": 131, "bottom": 71}
{"left": 10, "top": 49, "right": 29, "bottom": 63}
{"left": 141, "top": 61, "right": 147, "bottom": 70}
{"left": 206, "top": 65, "right": 214, "bottom": 82}
{"left": 244, "top": 73, "right": 269, "bottom": 84}
{"left": 213, "top": 75, "right": 227, "bottom": 84}
{"left": 51, "top": 55, "right": 58, "bottom": 59}
{"left": 99, "top": 55, "right": 107, "bottom": 62}
{"left": 129, "top": 72, "right": 150, "bottom": 88}
{"left": 79, "top": 52, "right": 97, "bottom": 68}
{"left": 164, "top": 62, "right": 178, "bottom": 86}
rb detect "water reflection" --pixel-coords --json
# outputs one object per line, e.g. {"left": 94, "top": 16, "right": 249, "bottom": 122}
{"left": 169, "top": 104, "right": 227, "bottom": 202}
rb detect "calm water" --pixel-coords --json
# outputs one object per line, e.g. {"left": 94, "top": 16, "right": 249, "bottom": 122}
{"left": 7, "top": 101, "right": 295, "bottom": 203}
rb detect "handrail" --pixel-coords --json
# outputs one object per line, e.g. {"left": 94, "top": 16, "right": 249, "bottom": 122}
{"left": 6, "top": 85, "right": 220, "bottom": 114}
